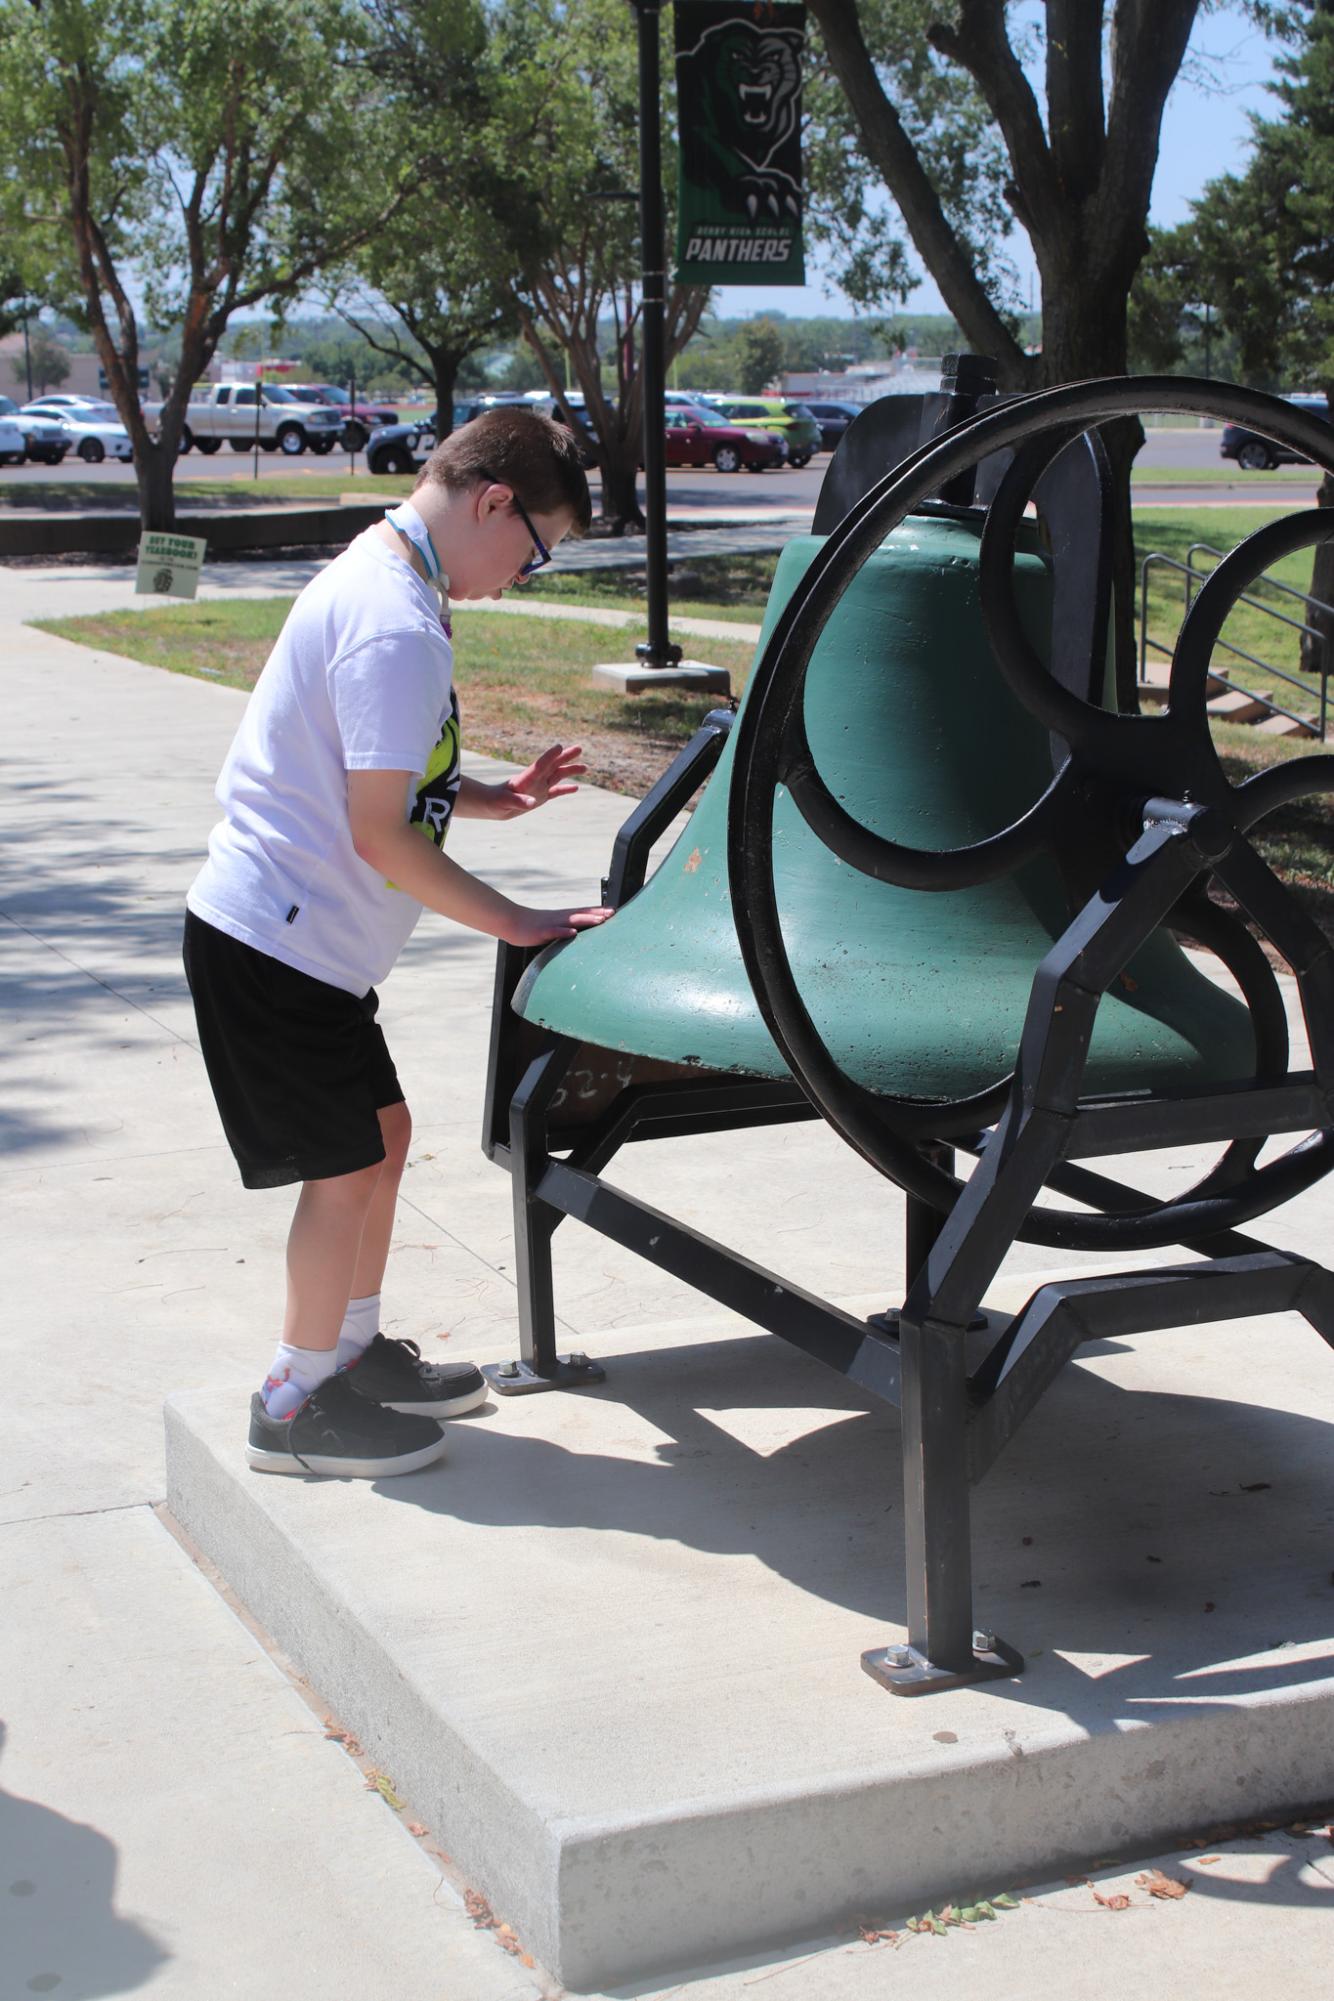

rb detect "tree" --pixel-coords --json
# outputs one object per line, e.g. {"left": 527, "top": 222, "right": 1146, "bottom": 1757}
{"left": 14, "top": 323, "right": 71, "bottom": 394}
{"left": 735, "top": 317, "right": 787, "bottom": 394}
{"left": 496, "top": 0, "right": 711, "bottom": 527}
{"left": 328, "top": 0, "right": 522, "bottom": 430}
{"left": 381, "top": 0, "right": 710, "bottom": 528}
{"left": 1145, "top": 2, "right": 1334, "bottom": 670}
{"left": 0, "top": 270, "right": 34, "bottom": 342}
{"left": 333, "top": 229, "right": 520, "bottom": 435}
{"left": 0, "top": 0, "right": 414, "bottom": 530}
{"left": 803, "top": 0, "right": 1252, "bottom": 699}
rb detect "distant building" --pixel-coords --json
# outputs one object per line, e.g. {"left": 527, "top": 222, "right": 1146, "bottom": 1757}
{"left": 782, "top": 357, "right": 944, "bottom": 403}
{"left": 0, "top": 332, "right": 107, "bottom": 400}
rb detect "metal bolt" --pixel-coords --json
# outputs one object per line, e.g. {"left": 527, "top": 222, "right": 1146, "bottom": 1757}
{"left": 884, "top": 1645, "right": 914, "bottom": 1669}
{"left": 973, "top": 1629, "right": 996, "bottom": 1654}
{"left": 498, "top": 1361, "right": 520, "bottom": 1379}
{"left": 569, "top": 1352, "right": 589, "bottom": 1368}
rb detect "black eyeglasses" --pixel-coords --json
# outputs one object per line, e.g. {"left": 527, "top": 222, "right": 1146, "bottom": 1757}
{"left": 480, "top": 469, "right": 551, "bottom": 576}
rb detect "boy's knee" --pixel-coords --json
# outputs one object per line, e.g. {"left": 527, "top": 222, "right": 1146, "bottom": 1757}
{"left": 379, "top": 1099, "right": 412, "bottom": 1171}
{"left": 304, "top": 1159, "right": 383, "bottom": 1213}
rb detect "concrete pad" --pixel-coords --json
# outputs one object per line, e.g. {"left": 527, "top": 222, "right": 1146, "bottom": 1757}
{"left": 166, "top": 1300, "right": 1334, "bottom": 1990}
{"left": 624, "top": 1824, "right": 1334, "bottom": 2001}
{"left": 0, "top": 1504, "right": 541, "bottom": 2001}
{"left": 590, "top": 659, "right": 733, "bottom": 696}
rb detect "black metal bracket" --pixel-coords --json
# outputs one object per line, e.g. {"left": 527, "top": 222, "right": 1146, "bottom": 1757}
{"left": 482, "top": 1354, "right": 607, "bottom": 1397}
{"left": 862, "top": 1632, "right": 1024, "bottom": 1696}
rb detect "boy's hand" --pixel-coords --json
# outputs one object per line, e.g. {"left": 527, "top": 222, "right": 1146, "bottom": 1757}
{"left": 506, "top": 903, "right": 614, "bottom": 948}
{"left": 488, "top": 743, "right": 587, "bottom": 818}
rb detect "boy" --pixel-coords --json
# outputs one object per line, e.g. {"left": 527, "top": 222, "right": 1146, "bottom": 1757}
{"left": 183, "top": 409, "right": 610, "bottom": 1479}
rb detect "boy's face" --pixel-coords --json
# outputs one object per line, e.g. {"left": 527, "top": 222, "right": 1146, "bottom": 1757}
{"left": 454, "top": 483, "right": 576, "bottom": 601}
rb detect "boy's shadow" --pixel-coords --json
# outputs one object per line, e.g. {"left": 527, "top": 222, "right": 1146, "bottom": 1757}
{"left": 382, "top": 1328, "right": 1334, "bottom": 1733}
{"left": 0, "top": 1722, "right": 168, "bottom": 1998}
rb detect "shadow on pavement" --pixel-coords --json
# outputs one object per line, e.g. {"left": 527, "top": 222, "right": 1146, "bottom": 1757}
{"left": 0, "top": 1723, "right": 169, "bottom": 1998}
{"left": 376, "top": 1327, "right": 1334, "bottom": 1744}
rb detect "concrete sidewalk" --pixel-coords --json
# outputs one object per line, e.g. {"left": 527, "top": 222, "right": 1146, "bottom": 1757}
{"left": 3, "top": 588, "right": 1333, "bottom": 1997}
{"left": 2, "top": 508, "right": 811, "bottom": 625}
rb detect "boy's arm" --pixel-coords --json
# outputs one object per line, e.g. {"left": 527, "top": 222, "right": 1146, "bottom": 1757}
{"left": 347, "top": 768, "right": 610, "bottom": 948}
{"left": 453, "top": 743, "right": 586, "bottom": 820}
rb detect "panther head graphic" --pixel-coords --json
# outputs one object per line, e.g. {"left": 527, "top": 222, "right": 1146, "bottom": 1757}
{"left": 680, "top": 17, "right": 804, "bottom": 220}
{"left": 716, "top": 25, "right": 802, "bottom": 151}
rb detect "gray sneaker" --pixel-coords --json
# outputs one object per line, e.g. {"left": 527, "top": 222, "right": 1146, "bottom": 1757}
{"left": 246, "top": 1370, "right": 446, "bottom": 1477}
{"left": 343, "top": 1334, "right": 488, "bottom": 1418}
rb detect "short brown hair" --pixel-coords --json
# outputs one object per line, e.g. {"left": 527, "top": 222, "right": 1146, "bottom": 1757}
{"left": 416, "top": 407, "right": 592, "bottom": 534}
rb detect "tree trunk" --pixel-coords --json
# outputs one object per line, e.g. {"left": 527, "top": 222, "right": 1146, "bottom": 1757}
{"left": 134, "top": 441, "right": 178, "bottom": 535}
{"left": 1300, "top": 397, "right": 1334, "bottom": 686}
{"left": 1303, "top": 473, "right": 1334, "bottom": 690}
{"left": 1030, "top": 244, "right": 1146, "bottom": 711}
{"left": 596, "top": 431, "right": 645, "bottom": 534}
{"left": 429, "top": 351, "right": 460, "bottom": 437}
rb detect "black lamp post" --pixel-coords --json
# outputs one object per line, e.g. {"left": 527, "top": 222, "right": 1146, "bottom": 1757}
{"left": 629, "top": 0, "right": 681, "bottom": 671}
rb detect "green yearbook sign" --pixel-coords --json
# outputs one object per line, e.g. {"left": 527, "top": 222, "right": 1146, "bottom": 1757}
{"left": 674, "top": 1, "right": 806, "bottom": 287}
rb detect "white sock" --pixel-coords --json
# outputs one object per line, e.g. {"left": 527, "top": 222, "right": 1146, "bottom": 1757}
{"left": 261, "top": 1341, "right": 339, "bottom": 1419}
{"left": 336, "top": 1293, "right": 381, "bottom": 1370}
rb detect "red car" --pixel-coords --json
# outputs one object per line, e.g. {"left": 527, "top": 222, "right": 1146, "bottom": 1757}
{"left": 287, "top": 383, "right": 400, "bottom": 451}
{"left": 664, "top": 404, "right": 788, "bottom": 473}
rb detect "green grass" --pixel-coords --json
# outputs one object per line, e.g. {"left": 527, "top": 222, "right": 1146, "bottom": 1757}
{"left": 523, "top": 551, "right": 777, "bottom": 626}
{"left": 1134, "top": 505, "right": 1330, "bottom": 725}
{"left": 1131, "top": 465, "right": 1323, "bottom": 487}
{"left": 0, "top": 471, "right": 414, "bottom": 510}
{"left": 35, "top": 597, "right": 759, "bottom": 797}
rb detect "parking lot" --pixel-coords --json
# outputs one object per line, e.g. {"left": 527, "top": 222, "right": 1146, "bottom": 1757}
{"left": 0, "top": 423, "right": 1320, "bottom": 515}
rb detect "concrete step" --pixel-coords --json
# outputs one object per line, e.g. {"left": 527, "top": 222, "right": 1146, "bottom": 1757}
{"left": 1136, "top": 661, "right": 1227, "bottom": 706}
{"left": 166, "top": 1294, "right": 1334, "bottom": 1993}
{"left": 1254, "top": 711, "right": 1319, "bottom": 738}
{"left": 1207, "top": 687, "right": 1276, "bottom": 724}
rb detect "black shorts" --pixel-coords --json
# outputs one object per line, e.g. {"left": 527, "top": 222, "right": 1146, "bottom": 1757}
{"left": 183, "top": 910, "right": 404, "bottom": 1189}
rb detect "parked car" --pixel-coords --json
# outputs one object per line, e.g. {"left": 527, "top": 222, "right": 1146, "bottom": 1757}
{"left": 664, "top": 404, "right": 787, "bottom": 473}
{"left": 712, "top": 396, "right": 821, "bottom": 465}
{"left": 286, "top": 383, "right": 400, "bottom": 452}
{"left": 144, "top": 381, "right": 345, "bottom": 455}
{"left": 1219, "top": 395, "right": 1332, "bottom": 471}
{"left": 0, "top": 393, "right": 70, "bottom": 464}
{"left": 12, "top": 392, "right": 106, "bottom": 413}
{"left": 22, "top": 397, "right": 133, "bottom": 464}
{"left": 366, "top": 411, "right": 437, "bottom": 476}
{"left": 0, "top": 412, "right": 26, "bottom": 464}
{"left": 455, "top": 392, "right": 537, "bottom": 424}
{"left": 802, "top": 399, "right": 863, "bottom": 451}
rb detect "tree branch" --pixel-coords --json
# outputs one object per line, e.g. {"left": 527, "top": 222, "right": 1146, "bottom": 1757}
{"left": 807, "top": 0, "right": 1029, "bottom": 381}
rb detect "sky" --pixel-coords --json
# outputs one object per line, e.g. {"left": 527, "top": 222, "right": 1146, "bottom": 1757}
{"left": 714, "top": 10, "right": 1283, "bottom": 321}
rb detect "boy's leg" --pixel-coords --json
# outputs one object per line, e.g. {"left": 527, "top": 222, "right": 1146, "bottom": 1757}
{"left": 333, "top": 1098, "right": 488, "bottom": 1419}
{"left": 259, "top": 1158, "right": 385, "bottom": 1417}
{"left": 285, "top": 1158, "right": 386, "bottom": 1350}
{"left": 348, "top": 1102, "right": 412, "bottom": 1303}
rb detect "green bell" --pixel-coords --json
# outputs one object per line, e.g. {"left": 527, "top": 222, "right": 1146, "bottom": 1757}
{"left": 516, "top": 512, "right": 1254, "bottom": 1100}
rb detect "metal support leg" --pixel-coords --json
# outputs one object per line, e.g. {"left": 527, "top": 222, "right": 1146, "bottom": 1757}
{"left": 871, "top": 1145, "right": 985, "bottom": 1334}
{"left": 484, "top": 1043, "right": 607, "bottom": 1397}
{"left": 863, "top": 1316, "right": 1022, "bottom": 1693}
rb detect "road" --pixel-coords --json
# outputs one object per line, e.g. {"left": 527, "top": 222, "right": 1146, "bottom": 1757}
{"left": 0, "top": 424, "right": 1322, "bottom": 514}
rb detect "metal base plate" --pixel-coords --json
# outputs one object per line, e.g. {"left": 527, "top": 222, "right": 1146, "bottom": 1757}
{"left": 861, "top": 1635, "right": 1024, "bottom": 1695}
{"left": 482, "top": 1354, "right": 607, "bottom": 1396}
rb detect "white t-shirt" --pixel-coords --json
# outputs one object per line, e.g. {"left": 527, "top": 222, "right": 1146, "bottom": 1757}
{"left": 187, "top": 529, "right": 459, "bottom": 995}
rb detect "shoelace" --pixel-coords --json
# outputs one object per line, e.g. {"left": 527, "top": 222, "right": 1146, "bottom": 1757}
{"left": 378, "top": 1335, "right": 450, "bottom": 1382}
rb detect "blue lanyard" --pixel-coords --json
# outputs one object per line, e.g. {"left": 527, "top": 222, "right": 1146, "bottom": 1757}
{"left": 385, "top": 502, "right": 446, "bottom": 587}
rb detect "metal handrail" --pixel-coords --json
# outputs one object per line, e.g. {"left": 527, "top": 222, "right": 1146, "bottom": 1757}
{"left": 1186, "top": 541, "right": 1334, "bottom": 633}
{"left": 1138, "top": 548, "right": 1330, "bottom": 740}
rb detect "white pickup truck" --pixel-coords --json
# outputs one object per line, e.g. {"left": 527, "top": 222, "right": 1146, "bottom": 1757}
{"left": 148, "top": 382, "right": 347, "bottom": 457}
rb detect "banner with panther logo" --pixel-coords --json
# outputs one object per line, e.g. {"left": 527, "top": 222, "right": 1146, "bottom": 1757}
{"left": 674, "top": 1, "right": 806, "bottom": 287}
